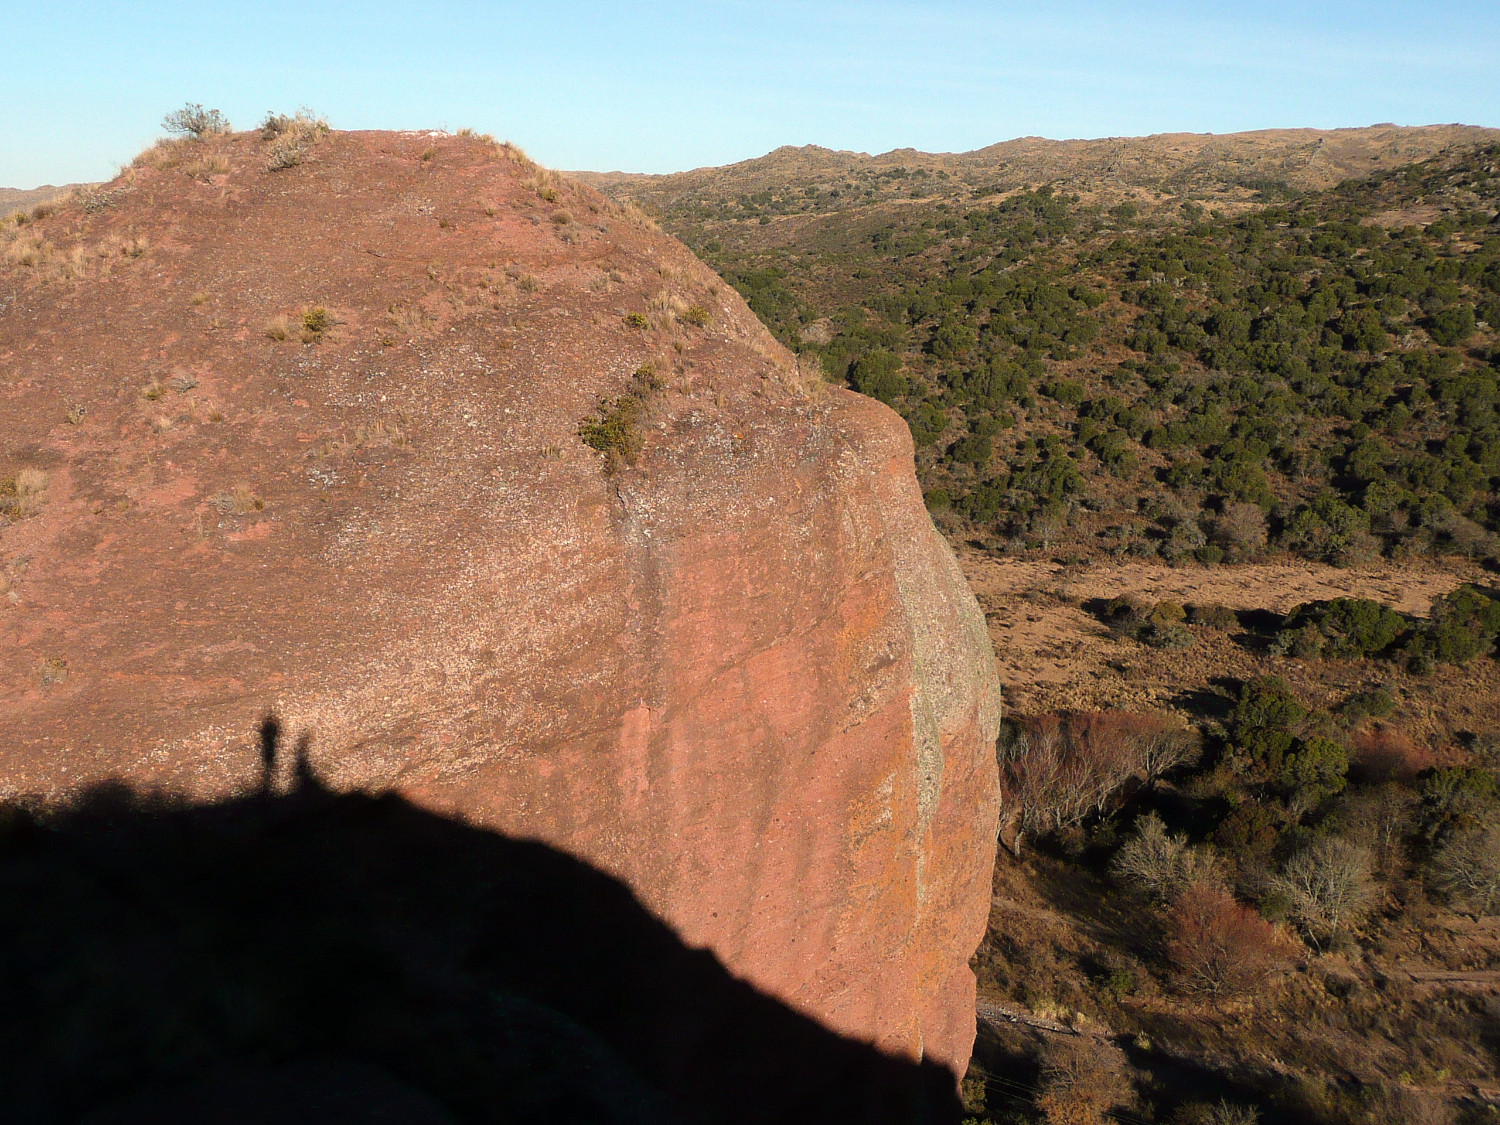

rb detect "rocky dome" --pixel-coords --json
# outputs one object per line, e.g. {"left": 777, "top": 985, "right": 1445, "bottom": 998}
{"left": 0, "top": 128, "right": 1000, "bottom": 1073}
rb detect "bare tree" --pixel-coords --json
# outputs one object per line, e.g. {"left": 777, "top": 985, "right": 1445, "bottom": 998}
{"left": 1359, "top": 1087, "right": 1454, "bottom": 1125}
{"left": 1130, "top": 717, "right": 1199, "bottom": 786}
{"left": 1001, "top": 712, "right": 1198, "bottom": 856}
{"left": 1429, "top": 826, "right": 1500, "bottom": 916}
{"left": 1212, "top": 502, "right": 1268, "bottom": 556}
{"left": 1112, "top": 813, "right": 1223, "bottom": 902}
{"left": 1001, "top": 719, "right": 1088, "bottom": 856}
{"left": 1112, "top": 813, "right": 1189, "bottom": 900}
{"left": 1035, "top": 1036, "right": 1132, "bottom": 1125}
{"left": 1205, "top": 1102, "right": 1262, "bottom": 1125}
{"left": 162, "top": 103, "right": 232, "bottom": 139}
{"left": 1166, "top": 880, "right": 1285, "bottom": 996}
{"left": 1274, "top": 837, "right": 1376, "bottom": 947}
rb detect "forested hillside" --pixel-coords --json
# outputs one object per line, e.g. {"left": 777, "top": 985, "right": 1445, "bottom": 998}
{"left": 623, "top": 144, "right": 1500, "bottom": 570}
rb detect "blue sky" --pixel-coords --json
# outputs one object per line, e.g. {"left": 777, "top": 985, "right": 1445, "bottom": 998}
{"left": 4, "top": 1, "right": 1498, "bottom": 187}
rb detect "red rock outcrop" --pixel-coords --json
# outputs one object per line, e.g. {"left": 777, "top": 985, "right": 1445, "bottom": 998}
{"left": 0, "top": 130, "right": 1000, "bottom": 1071}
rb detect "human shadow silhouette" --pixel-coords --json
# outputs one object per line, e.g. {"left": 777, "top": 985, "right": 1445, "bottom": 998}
{"left": 0, "top": 720, "right": 960, "bottom": 1125}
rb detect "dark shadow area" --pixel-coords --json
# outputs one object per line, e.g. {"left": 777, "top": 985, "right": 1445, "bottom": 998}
{"left": 1230, "top": 608, "right": 1285, "bottom": 654}
{"left": 1208, "top": 674, "right": 1247, "bottom": 699}
{"left": 971, "top": 1015, "right": 1308, "bottom": 1124}
{"left": 0, "top": 720, "right": 961, "bottom": 1125}
{"left": 1164, "top": 686, "right": 1233, "bottom": 722}
{"left": 1079, "top": 596, "right": 1120, "bottom": 628}
{"left": 966, "top": 1020, "right": 1044, "bottom": 1118}
{"left": 1116, "top": 1032, "right": 1321, "bottom": 1125}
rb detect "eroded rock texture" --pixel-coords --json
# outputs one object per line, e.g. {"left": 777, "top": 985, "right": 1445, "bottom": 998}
{"left": 0, "top": 130, "right": 1000, "bottom": 1071}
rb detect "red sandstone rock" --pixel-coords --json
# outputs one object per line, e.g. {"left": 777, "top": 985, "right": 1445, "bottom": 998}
{"left": 0, "top": 130, "right": 1000, "bottom": 1072}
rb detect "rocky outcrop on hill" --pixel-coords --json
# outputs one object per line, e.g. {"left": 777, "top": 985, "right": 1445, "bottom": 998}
{"left": 0, "top": 129, "right": 1000, "bottom": 1073}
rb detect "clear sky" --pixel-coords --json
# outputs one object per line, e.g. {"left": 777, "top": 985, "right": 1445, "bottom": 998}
{"left": 4, "top": 0, "right": 1498, "bottom": 188}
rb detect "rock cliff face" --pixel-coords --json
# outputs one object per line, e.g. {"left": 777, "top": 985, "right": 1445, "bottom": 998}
{"left": 0, "top": 130, "right": 1000, "bottom": 1071}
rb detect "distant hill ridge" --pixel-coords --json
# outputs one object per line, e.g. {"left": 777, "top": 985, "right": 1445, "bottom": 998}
{"left": 0, "top": 183, "right": 90, "bottom": 215}
{"left": 12, "top": 125, "right": 1493, "bottom": 218}
{"left": 576, "top": 123, "right": 1500, "bottom": 205}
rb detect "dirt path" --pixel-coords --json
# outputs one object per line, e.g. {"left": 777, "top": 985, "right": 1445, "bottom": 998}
{"left": 976, "top": 996, "right": 1088, "bottom": 1038}
{"left": 1400, "top": 968, "right": 1500, "bottom": 990}
{"left": 959, "top": 552, "right": 1483, "bottom": 715}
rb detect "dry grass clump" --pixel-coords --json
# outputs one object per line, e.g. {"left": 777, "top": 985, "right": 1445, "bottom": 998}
{"left": 301, "top": 306, "right": 332, "bottom": 342}
{"left": 517, "top": 159, "right": 565, "bottom": 203}
{"left": 354, "top": 419, "right": 407, "bottom": 448}
{"left": 322, "top": 417, "right": 410, "bottom": 457}
{"left": 620, "top": 199, "right": 660, "bottom": 231}
{"left": 500, "top": 141, "right": 538, "bottom": 170}
{"left": 266, "top": 307, "right": 333, "bottom": 343}
{"left": 549, "top": 209, "right": 573, "bottom": 225}
{"left": 387, "top": 303, "right": 435, "bottom": 336}
{"left": 4, "top": 236, "right": 53, "bottom": 268}
{"left": 131, "top": 137, "right": 195, "bottom": 171}
{"left": 1, "top": 222, "right": 139, "bottom": 280}
{"left": 39, "top": 656, "right": 69, "bottom": 688}
{"left": 261, "top": 109, "right": 329, "bottom": 171}
{"left": 90, "top": 233, "right": 149, "bottom": 262}
{"left": 54, "top": 245, "right": 88, "bottom": 280}
{"left": 524, "top": 179, "right": 559, "bottom": 203}
{"left": 182, "top": 152, "right": 230, "bottom": 181}
{"left": 212, "top": 484, "right": 265, "bottom": 515}
{"left": 648, "top": 289, "right": 702, "bottom": 327}
{"left": 0, "top": 468, "right": 50, "bottom": 521}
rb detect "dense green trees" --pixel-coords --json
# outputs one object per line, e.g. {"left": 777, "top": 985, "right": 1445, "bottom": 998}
{"left": 690, "top": 144, "right": 1500, "bottom": 563}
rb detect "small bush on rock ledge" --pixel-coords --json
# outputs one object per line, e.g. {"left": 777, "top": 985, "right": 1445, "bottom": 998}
{"left": 578, "top": 363, "right": 662, "bottom": 472}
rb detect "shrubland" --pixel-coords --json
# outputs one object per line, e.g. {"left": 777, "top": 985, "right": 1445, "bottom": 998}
{"left": 639, "top": 144, "right": 1500, "bottom": 569}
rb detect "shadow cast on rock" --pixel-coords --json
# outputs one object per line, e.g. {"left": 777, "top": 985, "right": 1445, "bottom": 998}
{"left": 0, "top": 721, "right": 960, "bottom": 1125}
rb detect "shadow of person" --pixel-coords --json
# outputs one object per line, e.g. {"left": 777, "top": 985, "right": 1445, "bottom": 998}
{"left": 0, "top": 720, "right": 961, "bottom": 1125}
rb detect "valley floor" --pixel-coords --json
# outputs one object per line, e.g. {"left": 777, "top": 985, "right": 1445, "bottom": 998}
{"left": 958, "top": 550, "right": 1500, "bottom": 1124}
{"left": 961, "top": 551, "right": 1500, "bottom": 742}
